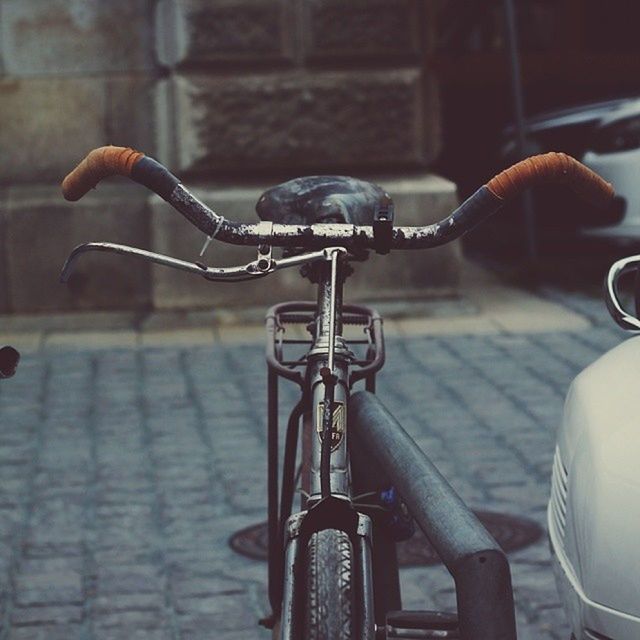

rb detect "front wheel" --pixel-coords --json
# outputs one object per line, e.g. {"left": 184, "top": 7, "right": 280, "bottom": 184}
{"left": 304, "top": 528, "right": 355, "bottom": 639}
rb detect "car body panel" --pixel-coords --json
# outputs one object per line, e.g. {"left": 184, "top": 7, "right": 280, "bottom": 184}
{"left": 583, "top": 148, "right": 640, "bottom": 233}
{"left": 504, "top": 97, "right": 640, "bottom": 136}
{"left": 550, "top": 336, "right": 640, "bottom": 638}
{"left": 501, "top": 96, "right": 640, "bottom": 239}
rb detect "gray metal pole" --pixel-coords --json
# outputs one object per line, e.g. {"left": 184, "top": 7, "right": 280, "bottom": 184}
{"left": 350, "top": 391, "right": 517, "bottom": 640}
{"left": 503, "top": 0, "right": 537, "bottom": 260}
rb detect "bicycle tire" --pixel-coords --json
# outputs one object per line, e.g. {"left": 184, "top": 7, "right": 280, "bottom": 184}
{"left": 304, "top": 528, "right": 355, "bottom": 639}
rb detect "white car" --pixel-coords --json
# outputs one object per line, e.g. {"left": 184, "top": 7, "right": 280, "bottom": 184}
{"left": 549, "top": 256, "right": 640, "bottom": 639}
{"left": 502, "top": 97, "right": 640, "bottom": 240}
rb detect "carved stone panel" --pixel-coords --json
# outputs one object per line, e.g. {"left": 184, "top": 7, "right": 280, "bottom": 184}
{"left": 156, "top": 0, "right": 294, "bottom": 67}
{"left": 303, "top": 0, "right": 426, "bottom": 61}
{"left": 157, "top": 70, "right": 440, "bottom": 174}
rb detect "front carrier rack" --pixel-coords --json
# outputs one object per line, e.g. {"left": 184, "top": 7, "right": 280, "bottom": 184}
{"left": 265, "top": 301, "right": 385, "bottom": 390}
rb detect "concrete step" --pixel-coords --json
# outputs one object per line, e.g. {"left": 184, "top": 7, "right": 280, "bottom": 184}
{"left": 0, "top": 262, "right": 591, "bottom": 353}
{"left": 1, "top": 172, "right": 460, "bottom": 313}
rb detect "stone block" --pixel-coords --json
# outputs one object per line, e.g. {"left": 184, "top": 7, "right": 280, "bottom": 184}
{"left": 151, "top": 173, "right": 459, "bottom": 310}
{"left": 0, "top": 0, "right": 154, "bottom": 76}
{"left": 349, "top": 173, "right": 461, "bottom": 297}
{"left": 0, "top": 76, "right": 154, "bottom": 184}
{"left": 156, "top": 70, "right": 439, "bottom": 174}
{"left": 303, "top": 0, "right": 426, "bottom": 61}
{"left": 0, "top": 78, "right": 105, "bottom": 184}
{"left": 4, "top": 185, "right": 151, "bottom": 313}
{"left": 156, "top": 0, "right": 293, "bottom": 67}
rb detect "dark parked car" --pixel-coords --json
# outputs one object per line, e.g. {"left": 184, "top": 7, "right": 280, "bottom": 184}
{"left": 501, "top": 96, "right": 640, "bottom": 241}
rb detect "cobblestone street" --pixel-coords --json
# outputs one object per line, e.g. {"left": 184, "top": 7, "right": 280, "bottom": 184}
{"left": 0, "top": 292, "right": 627, "bottom": 639}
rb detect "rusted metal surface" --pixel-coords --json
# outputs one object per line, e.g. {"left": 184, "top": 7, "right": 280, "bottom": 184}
{"left": 168, "top": 183, "right": 505, "bottom": 250}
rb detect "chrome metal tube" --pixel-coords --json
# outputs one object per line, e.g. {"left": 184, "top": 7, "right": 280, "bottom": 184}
{"left": 327, "top": 249, "right": 339, "bottom": 374}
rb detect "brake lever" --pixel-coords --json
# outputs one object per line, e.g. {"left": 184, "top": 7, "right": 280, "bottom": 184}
{"left": 60, "top": 242, "right": 348, "bottom": 284}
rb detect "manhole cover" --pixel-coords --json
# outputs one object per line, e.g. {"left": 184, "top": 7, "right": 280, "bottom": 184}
{"left": 229, "top": 510, "right": 543, "bottom": 567}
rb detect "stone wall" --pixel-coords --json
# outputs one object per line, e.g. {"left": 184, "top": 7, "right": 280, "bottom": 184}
{"left": 0, "top": 0, "right": 456, "bottom": 314}
{"left": 155, "top": 0, "right": 440, "bottom": 175}
{"left": 0, "top": 0, "right": 156, "bottom": 313}
{"left": 0, "top": 0, "right": 156, "bottom": 184}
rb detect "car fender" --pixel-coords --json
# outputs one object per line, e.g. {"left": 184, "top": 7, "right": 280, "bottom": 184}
{"left": 557, "top": 335, "right": 640, "bottom": 618}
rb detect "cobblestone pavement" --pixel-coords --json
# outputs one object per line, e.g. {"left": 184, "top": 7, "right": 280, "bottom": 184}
{"left": 0, "top": 292, "right": 628, "bottom": 639}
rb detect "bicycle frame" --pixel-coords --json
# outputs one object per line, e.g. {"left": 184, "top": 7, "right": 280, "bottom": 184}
{"left": 265, "top": 258, "right": 383, "bottom": 639}
{"left": 264, "top": 257, "right": 517, "bottom": 639}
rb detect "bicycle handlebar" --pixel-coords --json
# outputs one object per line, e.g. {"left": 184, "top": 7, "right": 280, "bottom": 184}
{"left": 61, "top": 147, "right": 615, "bottom": 251}
{"left": 62, "top": 147, "right": 144, "bottom": 201}
{"left": 486, "top": 152, "right": 614, "bottom": 209}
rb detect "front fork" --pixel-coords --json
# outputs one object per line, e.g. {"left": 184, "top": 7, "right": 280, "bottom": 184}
{"left": 279, "top": 507, "right": 375, "bottom": 640}
{"left": 279, "top": 253, "right": 375, "bottom": 639}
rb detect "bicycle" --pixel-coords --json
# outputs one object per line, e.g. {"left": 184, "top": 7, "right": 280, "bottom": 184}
{"left": 60, "top": 147, "right": 615, "bottom": 640}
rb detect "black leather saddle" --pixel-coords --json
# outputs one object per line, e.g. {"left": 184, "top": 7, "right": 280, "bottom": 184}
{"left": 255, "top": 176, "right": 392, "bottom": 226}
